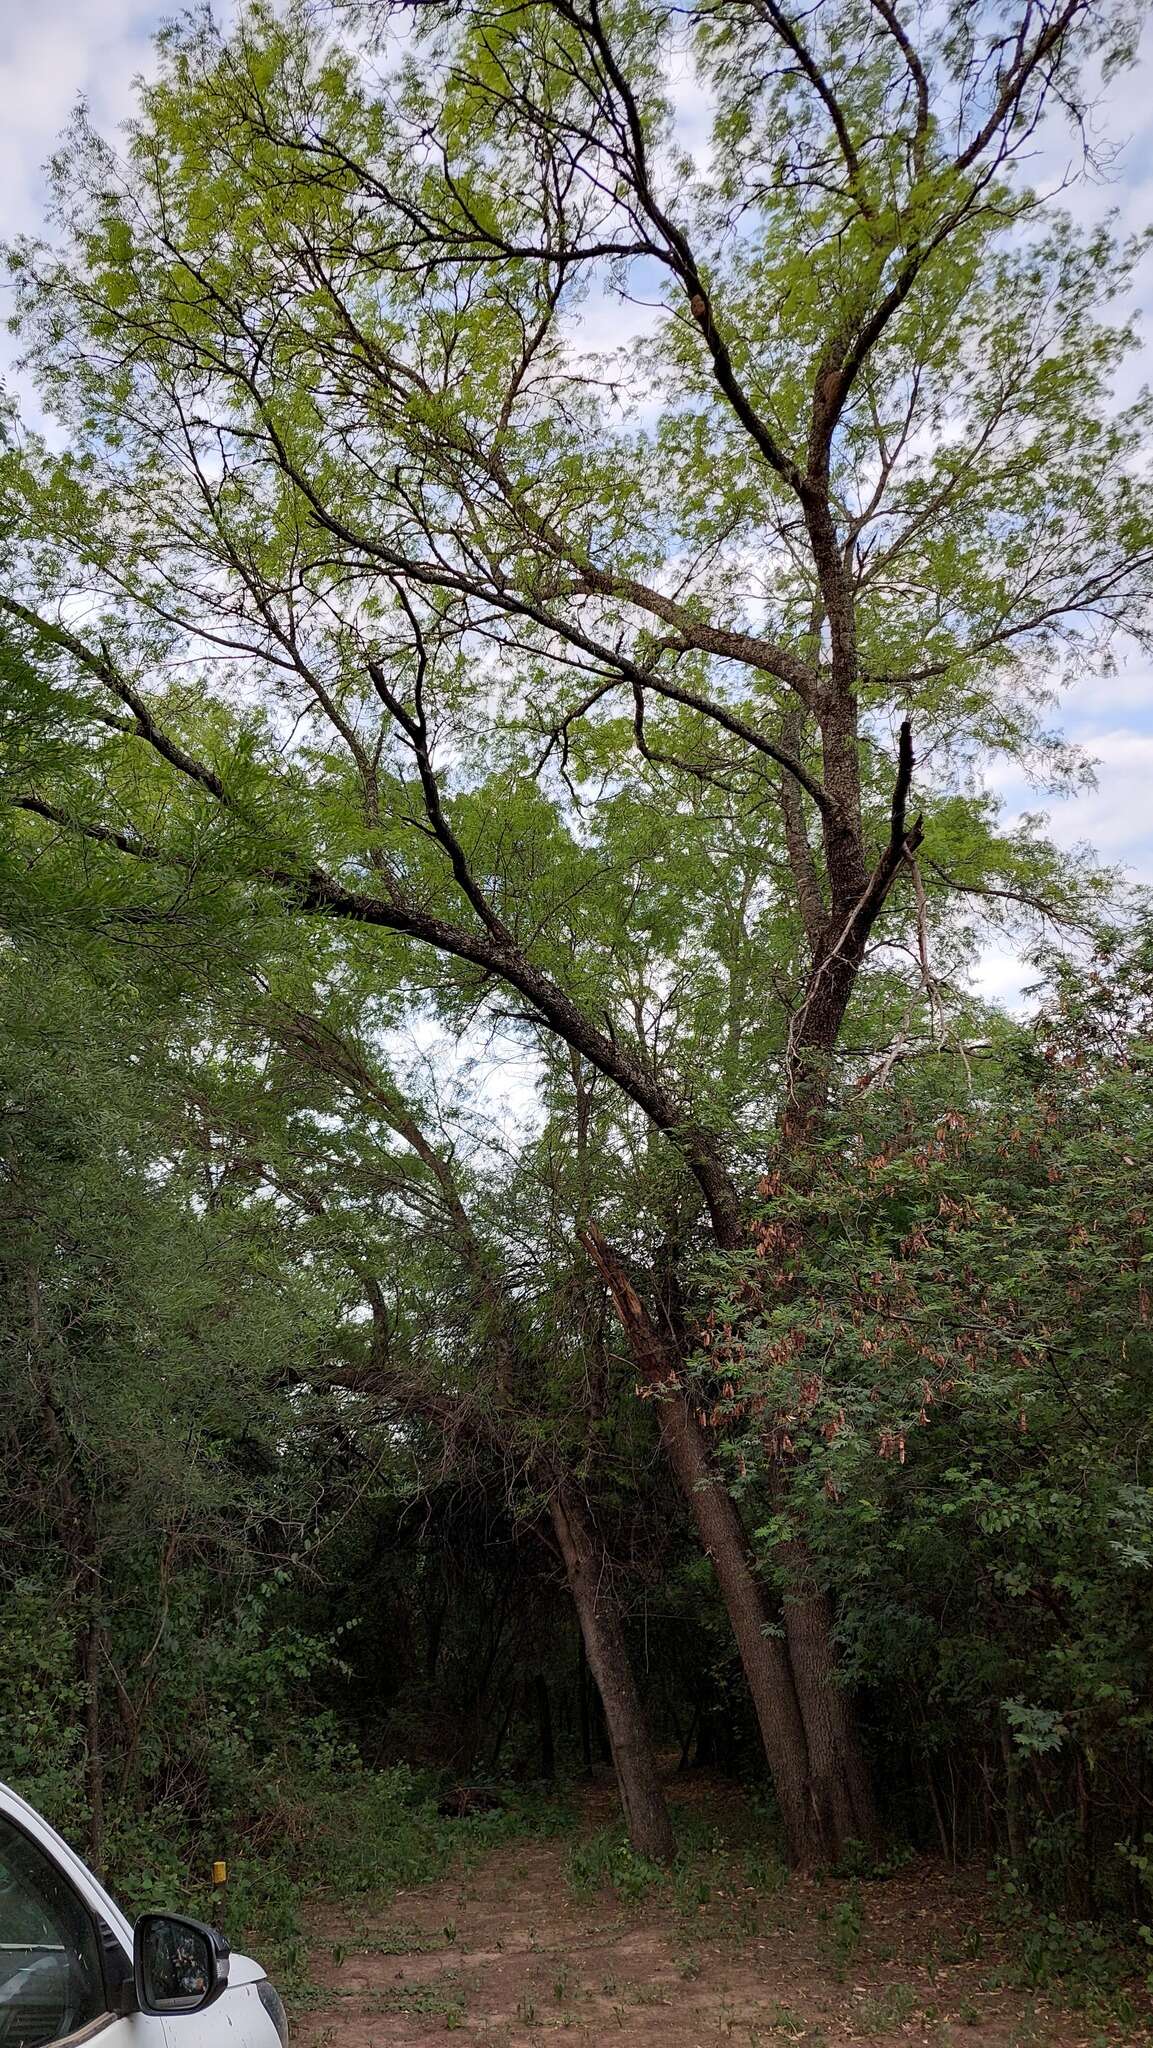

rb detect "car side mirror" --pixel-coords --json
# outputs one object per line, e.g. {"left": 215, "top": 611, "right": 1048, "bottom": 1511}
{"left": 133, "top": 1913, "right": 230, "bottom": 2016}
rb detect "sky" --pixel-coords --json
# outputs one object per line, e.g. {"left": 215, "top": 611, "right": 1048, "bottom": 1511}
{"left": 1, "top": 0, "right": 1152, "bottom": 1011}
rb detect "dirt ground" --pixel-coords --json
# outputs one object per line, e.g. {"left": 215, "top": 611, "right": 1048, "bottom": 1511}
{"left": 292, "top": 1777, "right": 1150, "bottom": 2048}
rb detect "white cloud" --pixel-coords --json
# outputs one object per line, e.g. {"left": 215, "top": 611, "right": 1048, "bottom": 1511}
{"left": 1038, "top": 730, "right": 1153, "bottom": 871}
{"left": 0, "top": 3, "right": 161, "bottom": 241}
{"left": 970, "top": 940, "right": 1035, "bottom": 1012}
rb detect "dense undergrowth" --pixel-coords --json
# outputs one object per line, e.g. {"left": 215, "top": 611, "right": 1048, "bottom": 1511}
{"left": 103, "top": 1761, "right": 572, "bottom": 1988}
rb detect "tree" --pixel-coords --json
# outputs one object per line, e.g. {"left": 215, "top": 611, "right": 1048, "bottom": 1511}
{"left": 0, "top": 950, "right": 346, "bottom": 1872}
{"left": 700, "top": 929, "right": 1153, "bottom": 1897}
{"left": 190, "top": 989, "right": 678, "bottom": 1860}
{"left": 3, "top": 0, "right": 1151, "bottom": 1861}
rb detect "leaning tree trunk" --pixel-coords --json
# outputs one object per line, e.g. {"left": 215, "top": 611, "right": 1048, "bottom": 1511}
{"left": 549, "top": 1481, "right": 674, "bottom": 1863}
{"left": 655, "top": 1394, "right": 814, "bottom": 1863}
{"left": 580, "top": 1227, "right": 817, "bottom": 1866}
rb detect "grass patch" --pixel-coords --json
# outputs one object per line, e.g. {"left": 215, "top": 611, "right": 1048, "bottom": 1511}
{"left": 564, "top": 1800, "right": 789, "bottom": 1916}
{"left": 567, "top": 1828, "right": 666, "bottom": 1903}
{"left": 853, "top": 1981, "right": 921, "bottom": 2033}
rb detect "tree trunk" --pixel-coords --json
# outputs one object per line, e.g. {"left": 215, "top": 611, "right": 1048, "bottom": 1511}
{"left": 580, "top": 1227, "right": 816, "bottom": 1865}
{"left": 655, "top": 1394, "right": 814, "bottom": 1862}
{"left": 549, "top": 1484, "right": 674, "bottom": 1863}
{"left": 765, "top": 716, "right": 920, "bottom": 1849}
{"left": 772, "top": 936, "right": 882, "bottom": 1853}
{"left": 773, "top": 1518, "right": 876, "bottom": 1851}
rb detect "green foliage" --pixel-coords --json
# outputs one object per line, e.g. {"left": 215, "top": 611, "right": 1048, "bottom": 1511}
{"left": 992, "top": 1865, "right": 1149, "bottom": 2025}
{"left": 103, "top": 1762, "right": 551, "bottom": 1986}
{"left": 818, "top": 1886, "right": 864, "bottom": 1981}
{"left": 0, "top": 1593, "right": 88, "bottom": 1833}
{"left": 566, "top": 1828, "right": 666, "bottom": 1903}
{"left": 566, "top": 1801, "right": 788, "bottom": 1914}
{"left": 690, "top": 931, "right": 1153, "bottom": 1907}
{"left": 2, "top": 0, "right": 1153, "bottom": 1986}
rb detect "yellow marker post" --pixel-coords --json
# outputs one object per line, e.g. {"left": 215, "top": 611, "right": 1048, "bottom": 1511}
{"left": 211, "top": 1859, "right": 228, "bottom": 1940}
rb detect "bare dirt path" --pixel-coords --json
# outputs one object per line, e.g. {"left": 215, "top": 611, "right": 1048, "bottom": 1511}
{"left": 293, "top": 1778, "right": 1148, "bottom": 2048}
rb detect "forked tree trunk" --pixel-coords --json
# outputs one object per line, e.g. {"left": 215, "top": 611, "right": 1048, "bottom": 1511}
{"left": 773, "top": 1514, "right": 876, "bottom": 1852}
{"left": 580, "top": 1227, "right": 816, "bottom": 1866}
{"left": 549, "top": 1483, "right": 674, "bottom": 1863}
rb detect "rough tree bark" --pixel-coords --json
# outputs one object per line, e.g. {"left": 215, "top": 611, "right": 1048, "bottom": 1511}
{"left": 549, "top": 1481, "right": 674, "bottom": 1863}
{"left": 580, "top": 1226, "right": 818, "bottom": 1865}
{"left": 772, "top": 1514, "right": 875, "bottom": 1850}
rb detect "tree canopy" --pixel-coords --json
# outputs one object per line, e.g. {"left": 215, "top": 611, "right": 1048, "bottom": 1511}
{"left": 1, "top": 0, "right": 1153, "bottom": 1929}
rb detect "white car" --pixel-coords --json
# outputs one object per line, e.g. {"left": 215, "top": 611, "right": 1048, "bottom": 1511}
{"left": 0, "top": 1781, "right": 287, "bottom": 2048}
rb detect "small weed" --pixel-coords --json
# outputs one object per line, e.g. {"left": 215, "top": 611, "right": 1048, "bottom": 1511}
{"left": 630, "top": 1981, "right": 663, "bottom": 2006}
{"left": 819, "top": 1882, "right": 864, "bottom": 1980}
{"left": 677, "top": 1949, "right": 703, "bottom": 1980}
{"left": 743, "top": 1848, "right": 787, "bottom": 1895}
{"left": 566, "top": 1828, "right": 663, "bottom": 1903}
{"left": 854, "top": 1981, "right": 920, "bottom": 2033}
{"left": 735, "top": 1893, "right": 760, "bottom": 1936}
{"left": 329, "top": 1924, "right": 439, "bottom": 1962}
{"left": 363, "top": 1975, "right": 468, "bottom": 2023}
{"left": 766, "top": 2005, "right": 806, "bottom": 2039}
